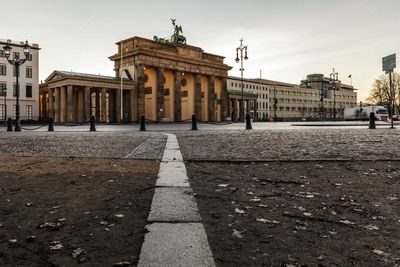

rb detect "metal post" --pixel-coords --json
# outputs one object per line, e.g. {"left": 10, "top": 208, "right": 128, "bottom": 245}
{"left": 390, "top": 72, "right": 394, "bottom": 128}
{"left": 7, "top": 118, "right": 12, "bottom": 132}
{"left": 273, "top": 87, "right": 277, "bottom": 122}
{"left": 3, "top": 90, "right": 6, "bottom": 127}
{"left": 140, "top": 114, "right": 146, "bottom": 131}
{"left": 245, "top": 113, "right": 252, "bottom": 130}
{"left": 191, "top": 114, "right": 198, "bottom": 130}
{"left": 90, "top": 115, "right": 96, "bottom": 132}
{"left": 48, "top": 117, "right": 54, "bottom": 132}
{"left": 369, "top": 112, "right": 376, "bottom": 129}
{"left": 15, "top": 64, "right": 21, "bottom": 131}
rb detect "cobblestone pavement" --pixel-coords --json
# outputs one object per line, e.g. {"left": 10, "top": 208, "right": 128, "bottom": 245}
{"left": 176, "top": 128, "right": 400, "bottom": 161}
{"left": 0, "top": 132, "right": 166, "bottom": 159}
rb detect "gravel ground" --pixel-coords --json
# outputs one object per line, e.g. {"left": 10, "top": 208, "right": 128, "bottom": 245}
{"left": 177, "top": 129, "right": 400, "bottom": 161}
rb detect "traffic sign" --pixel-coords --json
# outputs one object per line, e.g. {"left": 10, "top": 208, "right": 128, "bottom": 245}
{"left": 382, "top": 54, "right": 396, "bottom": 74}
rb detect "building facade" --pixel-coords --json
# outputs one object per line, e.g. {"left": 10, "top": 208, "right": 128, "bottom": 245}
{"left": 228, "top": 74, "right": 357, "bottom": 120}
{"left": 0, "top": 39, "right": 40, "bottom": 121}
{"left": 39, "top": 36, "right": 232, "bottom": 123}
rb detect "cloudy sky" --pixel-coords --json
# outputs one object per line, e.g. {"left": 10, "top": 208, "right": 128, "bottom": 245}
{"left": 2, "top": 0, "right": 399, "bottom": 101}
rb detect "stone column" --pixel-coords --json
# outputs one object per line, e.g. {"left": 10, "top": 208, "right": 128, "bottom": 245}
{"left": 233, "top": 98, "right": 238, "bottom": 123}
{"left": 173, "top": 70, "right": 182, "bottom": 122}
{"left": 156, "top": 68, "right": 165, "bottom": 122}
{"left": 227, "top": 98, "right": 231, "bottom": 120}
{"left": 253, "top": 100, "right": 258, "bottom": 122}
{"left": 136, "top": 64, "right": 145, "bottom": 120}
{"left": 95, "top": 91, "right": 100, "bottom": 121}
{"left": 208, "top": 76, "right": 215, "bottom": 122}
{"left": 84, "top": 87, "right": 91, "bottom": 122}
{"left": 130, "top": 89, "right": 137, "bottom": 122}
{"left": 48, "top": 88, "right": 54, "bottom": 120}
{"left": 194, "top": 73, "right": 202, "bottom": 119}
{"left": 108, "top": 90, "right": 115, "bottom": 122}
{"left": 54, "top": 87, "right": 61, "bottom": 123}
{"left": 101, "top": 88, "right": 107, "bottom": 123}
{"left": 246, "top": 100, "right": 250, "bottom": 113}
{"left": 60, "top": 86, "right": 67, "bottom": 123}
{"left": 220, "top": 77, "right": 228, "bottom": 121}
{"left": 116, "top": 88, "right": 121, "bottom": 122}
{"left": 67, "top": 85, "right": 74, "bottom": 123}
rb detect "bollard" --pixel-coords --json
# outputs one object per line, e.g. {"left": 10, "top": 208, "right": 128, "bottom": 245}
{"left": 90, "top": 116, "right": 96, "bottom": 132}
{"left": 191, "top": 114, "right": 198, "bottom": 130}
{"left": 140, "top": 114, "right": 146, "bottom": 131}
{"left": 7, "top": 118, "right": 13, "bottom": 132}
{"left": 369, "top": 112, "right": 376, "bottom": 129}
{"left": 48, "top": 117, "right": 54, "bottom": 132}
{"left": 246, "top": 113, "right": 252, "bottom": 130}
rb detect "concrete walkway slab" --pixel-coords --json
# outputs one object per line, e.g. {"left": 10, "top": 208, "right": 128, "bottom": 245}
{"left": 138, "top": 223, "right": 215, "bottom": 267}
{"left": 162, "top": 149, "right": 183, "bottom": 162}
{"left": 156, "top": 161, "right": 189, "bottom": 187}
{"left": 165, "top": 141, "right": 180, "bottom": 150}
{"left": 148, "top": 187, "right": 201, "bottom": 222}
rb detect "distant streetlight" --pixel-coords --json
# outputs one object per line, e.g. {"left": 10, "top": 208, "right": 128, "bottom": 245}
{"left": 235, "top": 39, "right": 248, "bottom": 122}
{"left": 3, "top": 40, "right": 30, "bottom": 131}
{"left": 273, "top": 87, "right": 278, "bottom": 121}
{"left": 3, "top": 88, "right": 7, "bottom": 124}
{"left": 330, "top": 68, "right": 339, "bottom": 120}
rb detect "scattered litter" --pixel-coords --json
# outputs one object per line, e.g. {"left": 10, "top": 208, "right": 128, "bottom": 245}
{"left": 72, "top": 248, "right": 86, "bottom": 259}
{"left": 365, "top": 224, "right": 380, "bottom": 230}
{"left": 218, "top": 184, "right": 229, "bottom": 188}
{"left": 328, "top": 230, "right": 337, "bottom": 235}
{"left": 257, "top": 204, "right": 268, "bottom": 208}
{"left": 372, "top": 249, "right": 387, "bottom": 256}
{"left": 232, "top": 229, "right": 244, "bottom": 238}
{"left": 25, "top": 202, "right": 33, "bottom": 207}
{"left": 256, "top": 218, "right": 281, "bottom": 225}
{"left": 303, "top": 212, "right": 312, "bottom": 217}
{"left": 250, "top": 197, "right": 261, "bottom": 202}
{"left": 104, "top": 227, "right": 111, "bottom": 231}
{"left": 115, "top": 213, "right": 125, "bottom": 218}
{"left": 339, "top": 220, "right": 355, "bottom": 225}
{"left": 38, "top": 222, "right": 64, "bottom": 230}
{"left": 318, "top": 255, "right": 325, "bottom": 261}
{"left": 8, "top": 239, "right": 17, "bottom": 243}
{"left": 57, "top": 218, "right": 67, "bottom": 222}
{"left": 107, "top": 180, "right": 115, "bottom": 183}
{"left": 387, "top": 195, "right": 399, "bottom": 201}
{"left": 246, "top": 192, "right": 254, "bottom": 195}
{"left": 334, "top": 183, "right": 342, "bottom": 186}
{"left": 81, "top": 174, "right": 87, "bottom": 177}
{"left": 295, "top": 226, "right": 307, "bottom": 231}
{"left": 331, "top": 211, "right": 337, "bottom": 216}
{"left": 235, "top": 208, "right": 245, "bottom": 214}
{"left": 113, "top": 261, "right": 131, "bottom": 266}
{"left": 49, "top": 241, "right": 63, "bottom": 251}
{"left": 297, "top": 206, "right": 306, "bottom": 211}
{"left": 100, "top": 221, "right": 108, "bottom": 226}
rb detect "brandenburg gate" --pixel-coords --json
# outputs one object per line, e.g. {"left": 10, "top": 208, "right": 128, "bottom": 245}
{"left": 39, "top": 20, "right": 232, "bottom": 123}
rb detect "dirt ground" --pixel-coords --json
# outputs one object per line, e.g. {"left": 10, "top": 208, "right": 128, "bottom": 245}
{"left": 0, "top": 156, "right": 159, "bottom": 266}
{"left": 187, "top": 161, "right": 400, "bottom": 267}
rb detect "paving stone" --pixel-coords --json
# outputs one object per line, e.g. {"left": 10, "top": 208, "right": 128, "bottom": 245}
{"left": 156, "top": 161, "right": 190, "bottom": 187}
{"left": 148, "top": 187, "right": 201, "bottom": 222}
{"left": 126, "top": 136, "right": 167, "bottom": 159}
{"left": 138, "top": 223, "right": 215, "bottom": 267}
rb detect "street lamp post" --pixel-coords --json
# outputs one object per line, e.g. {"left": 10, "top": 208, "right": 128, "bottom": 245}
{"left": 330, "top": 68, "right": 339, "bottom": 120}
{"left": 2, "top": 41, "right": 30, "bottom": 131}
{"left": 273, "top": 87, "right": 278, "bottom": 121}
{"left": 3, "top": 89, "right": 7, "bottom": 125}
{"left": 320, "top": 83, "right": 325, "bottom": 121}
{"left": 360, "top": 101, "right": 363, "bottom": 121}
{"left": 235, "top": 39, "right": 248, "bottom": 122}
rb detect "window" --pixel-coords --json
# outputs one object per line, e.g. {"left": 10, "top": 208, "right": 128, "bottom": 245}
{"left": 26, "top": 105, "right": 33, "bottom": 120}
{"left": 0, "top": 50, "right": 5, "bottom": 58}
{"left": 13, "top": 52, "right": 19, "bottom": 59}
{"left": 0, "top": 83, "right": 6, "bottom": 96}
{"left": 26, "top": 67, "right": 32, "bottom": 78}
{"left": 26, "top": 84, "right": 32, "bottom": 98}
{"left": 27, "top": 53, "right": 32, "bottom": 61}
{"left": 0, "top": 104, "right": 5, "bottom": 120}
{"left": 0, "top": 65, "right": 6, "bottom": 76}
{"left": 13, "top": 84, "right": 19, "bottom": 97}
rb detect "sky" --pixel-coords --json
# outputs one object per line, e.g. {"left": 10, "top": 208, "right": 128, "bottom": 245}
{"left": 2, "top": 0, "right": 399, "bottom": 101}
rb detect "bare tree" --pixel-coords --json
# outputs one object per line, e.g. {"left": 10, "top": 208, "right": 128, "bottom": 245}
{"left": 367, "top": 72, "right": 400, "bottom": 115}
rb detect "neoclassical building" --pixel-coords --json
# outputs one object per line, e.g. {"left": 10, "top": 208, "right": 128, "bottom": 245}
{"left": 40, "top": 33, "right": 233, "bottom": 123}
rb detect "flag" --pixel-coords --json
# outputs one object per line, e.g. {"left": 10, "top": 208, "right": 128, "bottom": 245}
{"left": 348, "top": 74, "right": 352, "bottom": 78}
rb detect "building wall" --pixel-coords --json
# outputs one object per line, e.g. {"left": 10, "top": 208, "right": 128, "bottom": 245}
{"left": 0, "top": 39, "right": 39, "bottom": 121}
{"left": 228, "top": 76, "right": 358, "bottom": 120}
